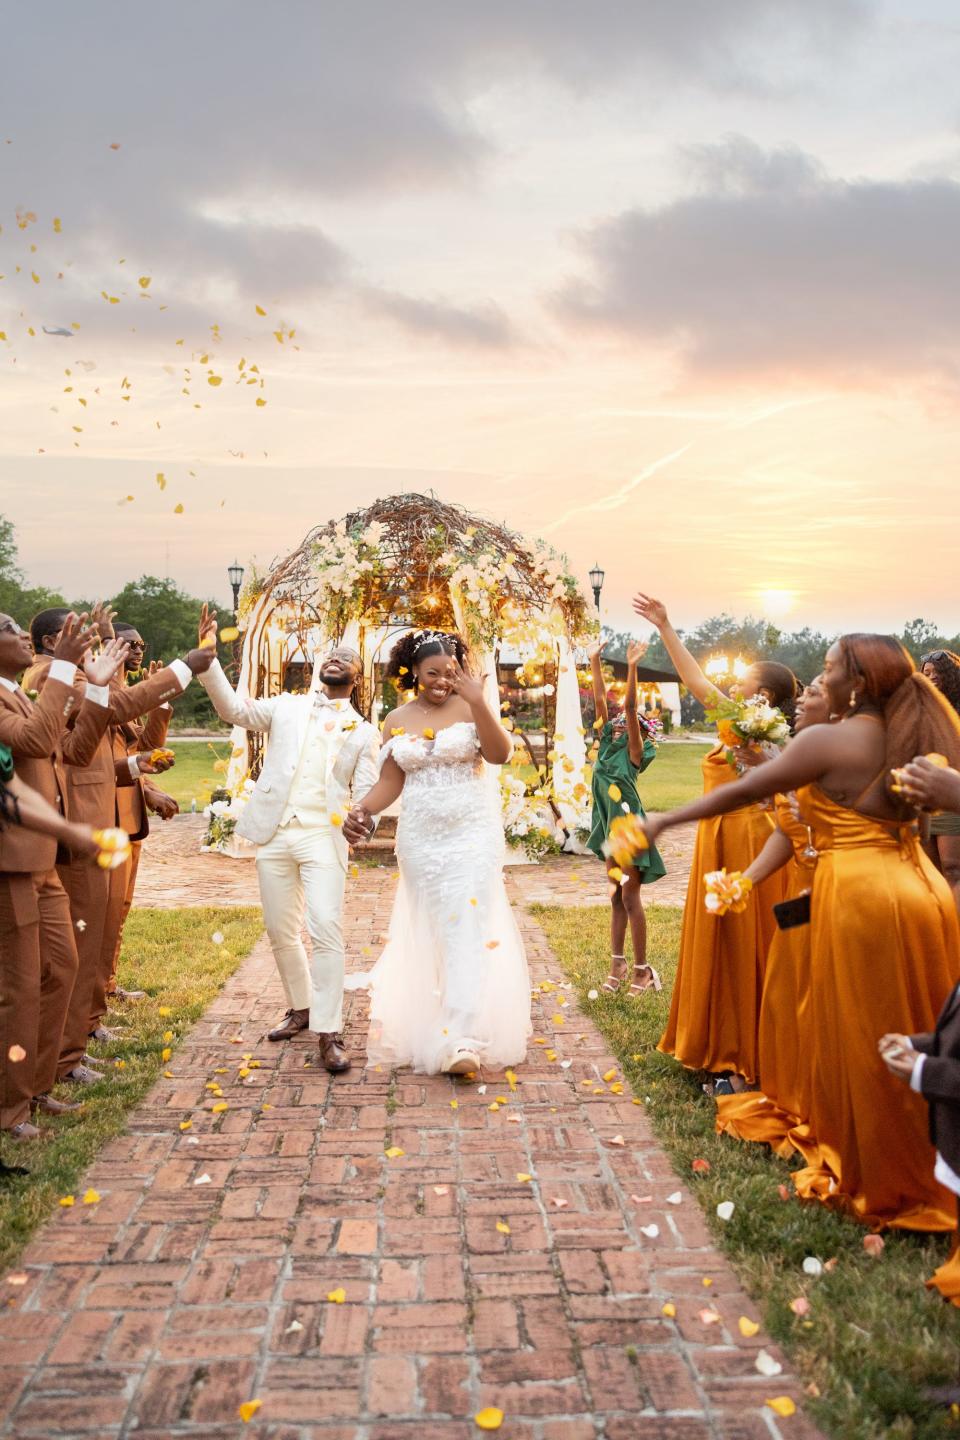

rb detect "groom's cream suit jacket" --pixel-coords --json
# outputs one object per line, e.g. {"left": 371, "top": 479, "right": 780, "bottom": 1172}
{"left": 199, "top": 660, "right": 380, "bottom": 867}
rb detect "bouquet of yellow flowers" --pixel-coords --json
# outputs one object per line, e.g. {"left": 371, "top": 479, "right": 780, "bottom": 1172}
{"left": 890, "top": 751, "right": 948, "bottom": 797}
{"left": 602, "top": 812, "right": 650, "bottom": 868}
{"left": 704, "top": 868, "right": 754, "bottom": 915}
{"left": 150, "top": 748, "right": 175, "bottom": 765}
{"left": 92, "top": 827, "right": 132, "bottom": 871}
{"left": 705, "top": 694, "right": 790, "bottom": 769}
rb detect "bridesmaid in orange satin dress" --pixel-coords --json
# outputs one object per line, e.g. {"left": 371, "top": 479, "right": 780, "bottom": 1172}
{"left": 642, "top": 633, "right": 960, "bottom": 1232}
{"left": 633, "top": 592, "right": 798, "bottom": 1092}
{"left": 714, "top": 676, "right": 832, "bottom": 1156}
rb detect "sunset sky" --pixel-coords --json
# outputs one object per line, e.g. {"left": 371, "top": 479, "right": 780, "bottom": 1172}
{"left": 2, "top": 1, "right": 959, "bottom": 636}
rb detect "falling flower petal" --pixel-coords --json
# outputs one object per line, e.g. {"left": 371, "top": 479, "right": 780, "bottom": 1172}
{"left": 433, "top": 1185, "right": 450, "bottom": 1196}
{"left": 384, "top": 1147, "right": 404, "bottom": 1159}
{"left": 474, "top": 1408, "right": 504, "bottom": 1432}
{"left": 496, "top": 1221, "right": 511, "bottom": 1235}
{"left": 602, "top": 1068, "right": 618, "bottom": 1082}
{"left": 587, "top": 988, "right": 599, "bottom": 1000}
{"left": 550, "top": 1197, "right": 569, "bottom": 1209}
{"left": 327, "top": 1287, "right": 346, "bottom": 1303}
{"left": 691, "top": 1158, "right": 711, "bottom": 1174}
{"left": 802, "top": 1257, "right": 823, "bottom": 1277}
{"left": 220, "top": 626, "right": 239, "bottom": 643}
{"left": 82, "top": 1189, "right": 100, "bottom": 1205}
{"left": 179, "top": 1121, "right": 192, "bottom": 1132}
{"left": 789, "top": 1297, "right": 811, "bottom": 1317}
{"left": 755, "top": 1350, "right": 783, "bottom": 1377}
{"left": 516, "top": 1172, "right": 533, "bottom": 1184}
{"left": 7, "top": 1044, "right": 26, "bottom": 1063}
{"left": 195, "top": 1174, "right": 212, "bottom": 1186}
{"left": 666, "top": 1191, "right": 682, "bottom": 1205}
{"left": 766, "top": 1397, "right": 797, "bottom": 1418}
{"left": 777, "top": 1184, "right": 792, "bottom": 1201}
{"left": 608, "top": 1135, "right": 626, "bottom": 1147}
{"left": 716, "top": 1201, "right": 735, "bottom": 1221}
{"left": 698, "top": 1307, "right": 722, "bottom": 1325}
{"left": 661, "top": 1301, "right": 676, "bottom": 1317}
{"left": 59, "top": 1195, "right": 75, "bottom": 1207}
{"left": 212, "top": 1102, "right": 228, "bottom": 1114}
{"left": 285, "top": 1318, "right": 303, "bottom": 1333}
{"left": 238, "top": 1399, "right": 262, "bottom": 1423}
{"left": 863, "top": 1234, "right": 885, "bottom": 1258}
{"left": 640, "top": 1224, "right": 660, "bottom": 1239}
{"left": 739, "top": 1316, "right": 761, "bottom": 1337}
{"left": 630, "top": 1194, "right": 653, "bottom": 1204}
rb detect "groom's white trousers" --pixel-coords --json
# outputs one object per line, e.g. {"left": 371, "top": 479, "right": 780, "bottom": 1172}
{"left": 255, "top": 819, "right": 346, "bottom": 1033}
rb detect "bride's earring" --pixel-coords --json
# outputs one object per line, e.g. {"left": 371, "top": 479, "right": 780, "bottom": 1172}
{"left": 848, "top": 688, "right": 858, "bottom": 710}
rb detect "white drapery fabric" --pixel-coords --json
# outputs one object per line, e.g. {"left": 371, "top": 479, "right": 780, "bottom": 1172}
{"left": 551, "top": 631, "right": 590, "bottom": 849}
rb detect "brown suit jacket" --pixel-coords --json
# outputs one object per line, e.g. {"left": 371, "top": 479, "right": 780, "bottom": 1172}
{"left": 23, "top": 657, "right": 187, "bottom": 832}
{"left": 0, "top": 677, "right": 110, "bottom": 873}
{"left": 113, "top": 684, "right": 173, "bottom": 840}
{"left": 912, "top": 981, "right": 960, "bottom": 1181}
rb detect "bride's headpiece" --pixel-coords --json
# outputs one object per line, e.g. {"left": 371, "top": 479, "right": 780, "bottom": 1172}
{"left": 411, "top": 629, "right": 456, "bottom": 658}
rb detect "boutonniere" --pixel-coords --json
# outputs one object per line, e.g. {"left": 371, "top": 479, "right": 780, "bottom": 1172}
{"left": 341, "top": 719, "right": 358, "bottom": 732}
{"left": 26, "top": 689, "right": 38, "bottom": 701}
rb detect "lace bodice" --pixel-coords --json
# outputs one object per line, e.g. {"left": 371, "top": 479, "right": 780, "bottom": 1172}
{"left": 385, "top": 721, "right": 484, "bottom": 789}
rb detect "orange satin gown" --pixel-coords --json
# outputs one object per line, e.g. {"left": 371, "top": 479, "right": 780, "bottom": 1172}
{"left": 658, "top": 748, "right": 788, "bottom": 1084}
{"left": 715, "top": 789, "right": 817, "bottom": 1155}
{"left": 792, "top": 787, "right": 960, "bottom": 1232}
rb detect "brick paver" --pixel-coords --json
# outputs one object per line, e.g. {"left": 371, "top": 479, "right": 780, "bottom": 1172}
{"left": 135, "top": 816, "right": 697, "bottom": 910}
{"left": 0, "top": 857, "right": 822, "bottom": 1439}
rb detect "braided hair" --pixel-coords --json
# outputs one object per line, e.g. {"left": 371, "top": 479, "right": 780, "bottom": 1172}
{"left": 386, "top": 630, "right": 469, "bottom": 692}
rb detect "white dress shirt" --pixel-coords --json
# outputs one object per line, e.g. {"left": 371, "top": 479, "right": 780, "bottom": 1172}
{"left": 280, "top": 695, "right": 352, "bottom": 828}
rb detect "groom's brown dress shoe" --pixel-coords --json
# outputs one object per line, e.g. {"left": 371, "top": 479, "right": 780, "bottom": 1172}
{"left": 267, "top": 1007, "right": 310, "bottom": 1041}
{"left": 31, "top": 1094, "right": 84, "bottom": 1116}
{"left": 318, "top": 1033, "right": 351, "bottom": 1074}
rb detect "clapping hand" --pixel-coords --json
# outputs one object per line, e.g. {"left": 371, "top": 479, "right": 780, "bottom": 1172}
{"left": 89, "top": 601, "right": 117, "bottom": 641}
{"left": 53, "top": 612, "right": 97, "bottom": 665}
{"left": 343, "top": 805, "right": 373, "bottom": 845}
{"left": 626, "top": 640, "right": 648, "bottom": 668}
{"left": 632, "top": 592, "right": 669, "bottom": 629}
{"left": 198, "top": 603, "right": 219, "bottom": 650}
{"left": 449, "top": 660, "right": 487, "bottom": 708}
{"left": 84, "top": 636, "right": 130, "bottom": 687}
{"left": 878, "top": 1033, "right": 916, "bottom": 1081}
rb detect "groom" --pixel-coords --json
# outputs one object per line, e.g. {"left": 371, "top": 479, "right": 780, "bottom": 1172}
{"left": 196, "top": 608, "right": 380, "bottom": 1072}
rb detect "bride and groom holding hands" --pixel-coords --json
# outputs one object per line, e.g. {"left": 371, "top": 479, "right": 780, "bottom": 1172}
{"left": 195, "top": 607, "right": 531, "bottom": 1077}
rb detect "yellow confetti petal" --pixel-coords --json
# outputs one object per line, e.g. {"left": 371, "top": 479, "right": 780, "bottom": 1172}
{"left": 608, "top": 783, "right": 622, "bottom": 801}
{"left": 602, "top": 1068, "right": 618, "bottom": 1083}
{"left": 53, "top": 217, "right": 62, "bottom": 233}
{"left": 138, "top": 276, "right": 151, "bottom": 289}
{"left": 327, "top": 1287, "right": 347, "bottom": 1304}
{"left": 155, "top": 472, "right": 167, "bottom": 490}
{"left": 218, "top": 625, "right": 240, "bottom": 643}
{"left": 255, "top": 397, "right": 267, "bottom": 407}
{"left": 385, "top": 1146, "right": 404, "bottom": 1159}
{"left": 238, "top": 1399, "right": 262, "bottom": 1423}
{"left": 766, "top": 1398, "right": 797, "bottom": 1418}
{"left": 212, "top": 1101, "right": 228, "bottom": 1113}
{"left": 661, "top": 1302, "right": 676, "bottom": 1318}
{"left": 739, "top": 1316, "right": 761, "bottom": 1337}
{"left": 207, "top": 374, "right": 222, "bottom": 386}
{"left": 329, "top": 813, "right": 343, "bottom": 827}
{"left": 59, "top": 1195, "right": 75, "bottom": 1207}
{"left": 161, "top": 1047, "right": 171, "bottom": 1062}
{"left": 174, "top": 503, "right": 184, "bottom": 514}
{"left": 179, "top": 1121, "right": 192, "bottom": 1132}
{"left": 505, "top": 1070, "right": 518, "bottom": 1091}
{"left": 474, "top": 1408, "right": 504, "bottom": 1432}
{"left": 496, "top": 1221, "right": 511, "bottom": 1235}
{"left": 82, "top": 1189, "right": 100, "bottom": 1205}
{"left": 255, "top": 304, "right": 266, "bottom": 316}
{"left": 516, "top": 1172, "right": 533, "bottom": 1184}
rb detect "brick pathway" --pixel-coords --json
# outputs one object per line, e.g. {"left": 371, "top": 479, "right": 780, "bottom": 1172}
{"left": 134, "top": 817, "right": 698, "bottom": 910}
{"left": 0, "top": 857, "right": 822, "bottom": 1440}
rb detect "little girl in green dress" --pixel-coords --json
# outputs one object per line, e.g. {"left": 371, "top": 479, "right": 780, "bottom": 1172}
{"left": 586, "top": 639, "right": 667, "bottom": 995}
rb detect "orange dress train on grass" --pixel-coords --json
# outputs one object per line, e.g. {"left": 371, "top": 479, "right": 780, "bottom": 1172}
{"left": 715, "top": 789, "right": 817, "bottom": 1157}
{"left": 792, "top": 787, "right": 960, "bottom": 1232}
{"left": 658, "top": 748, "right": 788, "bottom": 1084}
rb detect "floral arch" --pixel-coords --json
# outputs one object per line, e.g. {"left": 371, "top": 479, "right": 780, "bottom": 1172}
{"left": 216, "top": 493, "right": 597, "bottom": 856}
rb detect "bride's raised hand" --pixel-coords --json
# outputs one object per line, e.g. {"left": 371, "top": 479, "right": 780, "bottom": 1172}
{"left": 449, "top": 661, "right": 487, "bottom": 708}
{"left": 632, "top": 592, "right": 669, "bottom": 630}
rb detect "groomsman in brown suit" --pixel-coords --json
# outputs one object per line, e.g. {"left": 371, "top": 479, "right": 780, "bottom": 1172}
{"left": 23, "top": 606, "right": 216, "bottom": 1085}
{"left": 0, "top": 612, "right": 128, "bottom": 1139}
{"left": 94, "top": 624, "right": 180, "bottom": 1027}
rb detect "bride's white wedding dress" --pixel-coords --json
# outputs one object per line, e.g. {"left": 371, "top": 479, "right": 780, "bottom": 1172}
{"left": 352, "top": 720, "right": 531, "bottom": 1074}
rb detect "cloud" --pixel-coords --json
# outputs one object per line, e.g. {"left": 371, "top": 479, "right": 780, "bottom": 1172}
{"left": 555, "top": 136, "right": 960, "bottom": 382}
{"left": 363, "top": 288, "right": 516, "bottom": 348}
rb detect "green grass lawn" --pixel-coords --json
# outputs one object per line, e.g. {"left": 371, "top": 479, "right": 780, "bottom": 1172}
{"left": 537, "top": 902, "right": 960, "bottom": 1440}
{"left": 637, "top": 739, "right": 711, "bottom": 811}
{"left": 0, "top": 906, "right": 262, "bottom": 1273}
{"left": 157, "top": 739, "right": 233, "bottom": 810}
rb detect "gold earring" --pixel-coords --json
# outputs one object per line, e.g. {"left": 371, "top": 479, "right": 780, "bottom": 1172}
{"left": 849, "top": 689, "right": 858, "bottom": 709}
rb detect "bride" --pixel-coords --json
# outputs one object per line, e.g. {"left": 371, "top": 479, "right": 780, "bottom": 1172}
{"left": 343, "top": 629, "right": 531, "bottom": 1075}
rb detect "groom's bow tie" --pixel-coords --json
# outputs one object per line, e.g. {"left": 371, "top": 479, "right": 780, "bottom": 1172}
{"left": 311, "top": 692, "right": 343, "bottom": 710}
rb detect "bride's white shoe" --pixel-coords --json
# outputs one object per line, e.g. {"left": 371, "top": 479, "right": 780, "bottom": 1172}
{"left": 444, "top": 1046, "right": 481, "bottom": 1075}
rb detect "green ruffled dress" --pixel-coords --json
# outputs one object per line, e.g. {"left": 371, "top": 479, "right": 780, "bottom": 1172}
{"left": 586, "top": 722, "right": 667, "bottom": 882}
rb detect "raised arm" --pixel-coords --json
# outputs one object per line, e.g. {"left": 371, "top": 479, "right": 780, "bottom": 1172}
{"left": 587, "top": 639, "right": 608, "bottom": 727}
{"left": 197, "top": 657, "right": 278, "bottom": 732}
{"left": 624, "top": 640, "right": 647, "bottom": 767}
{"left": 449, "top": 662, "right": 511, "bottom": 764}
{"left": 632, "top": 592, "right": 723, "bottom": 707}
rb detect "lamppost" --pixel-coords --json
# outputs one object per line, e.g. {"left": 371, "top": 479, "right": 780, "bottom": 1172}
{"left": 227, "top": 560, "right": 245, "bottom": 624}
{"left": 588, "top": 562, "right": 605, "bottom": 612}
